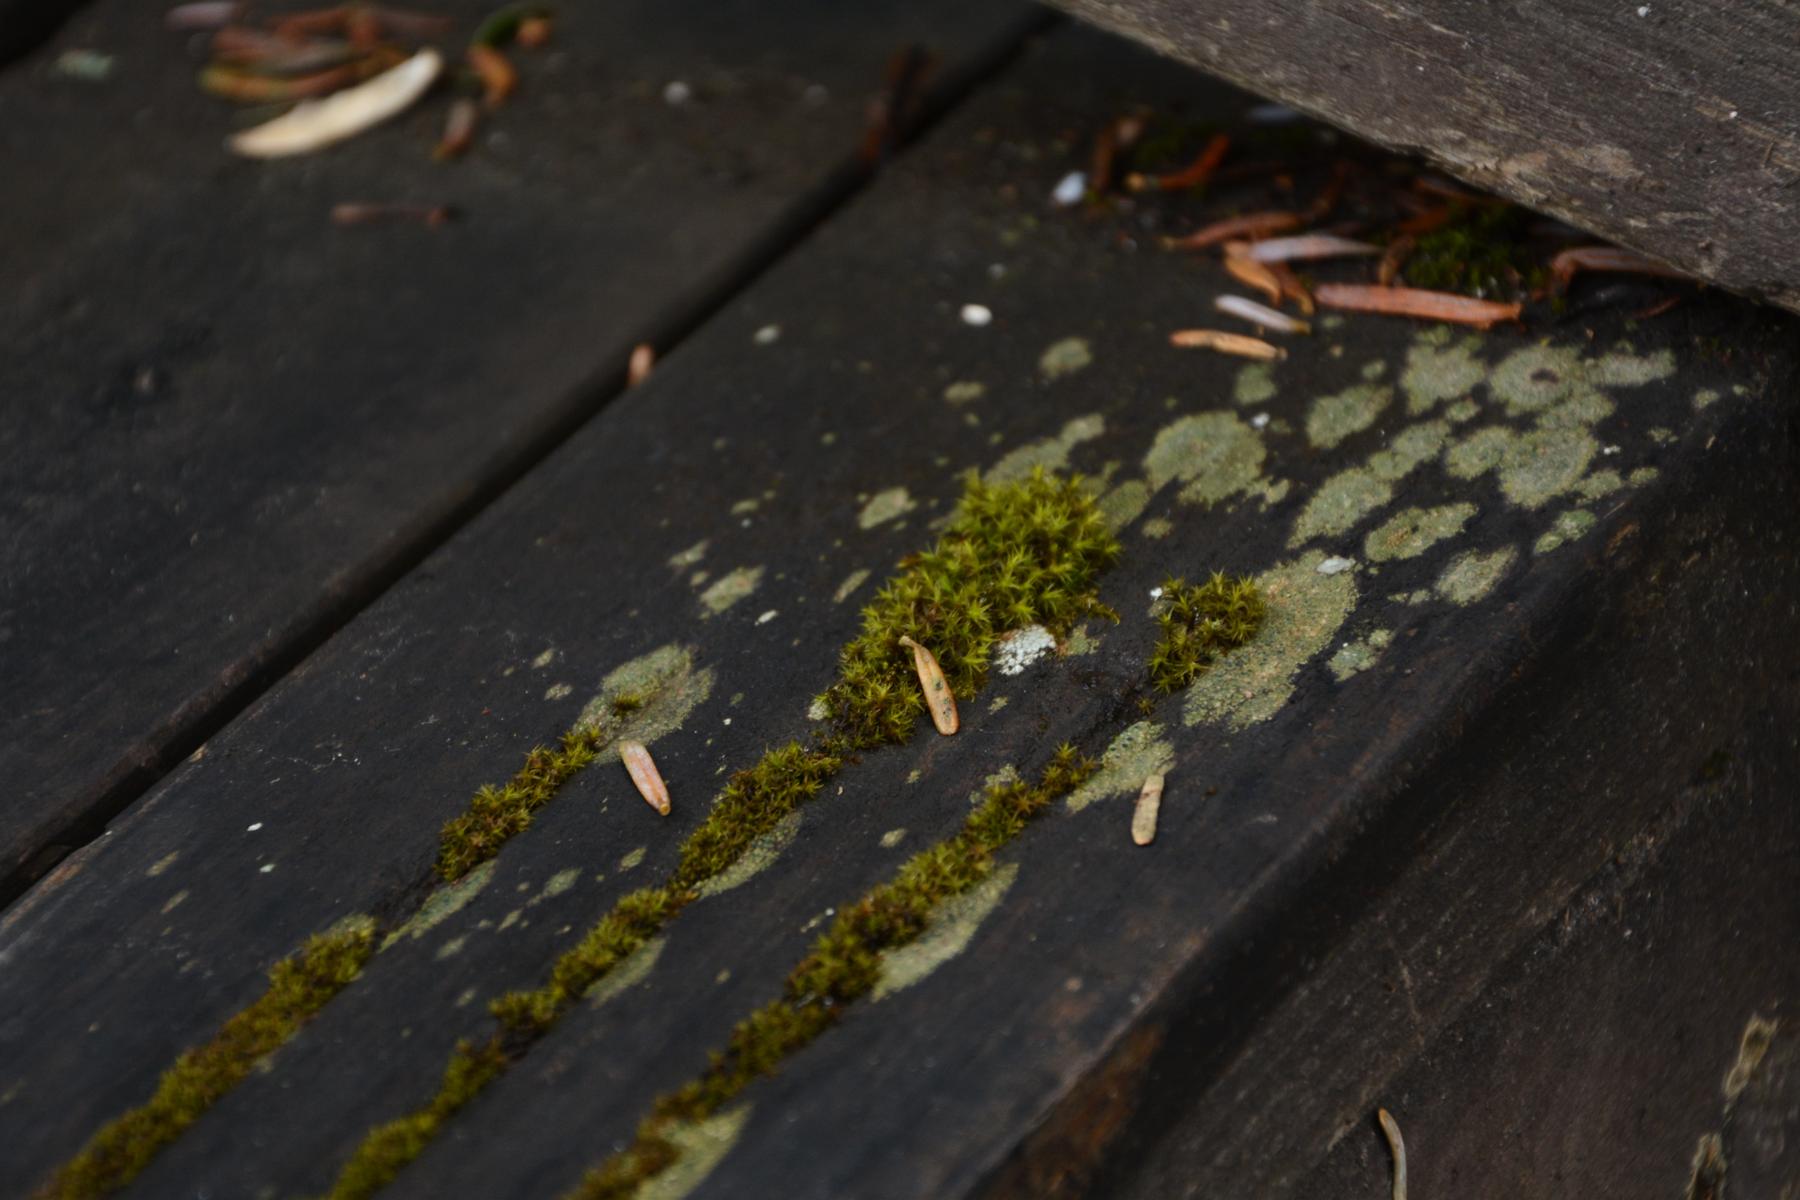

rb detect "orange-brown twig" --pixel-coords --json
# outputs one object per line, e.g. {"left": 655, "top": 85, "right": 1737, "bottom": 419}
{"left": 1549, "top": 246, "right": 1690, "bottom": 292}
{"left": 1127, "top": 132, "right": 1229, "bottom": 192}
{"left": 1223, "top": 252, "right": 1284, "bottom": 306}
{"left": 1163, "top": 210, "right": 1302, "bottom": 251}
{"left": 1089, "top": 112, "right": 1146, "bottom": 196}
{"left": 1168, "top": 329, "right": 1285, "bottom": 359}
{"left": 466, "top": 43, "right": 516, "bottom": 107}
{"left": 1314, "top": 283, "right": 1521, "bottom": 329}
{"left": 434, "top": 97, "right": 479, "bottom": 160}
{"left": 1269, "top": 262, "right": 1315, "bottom": 314}
{"left": 1377, "top": 235, "right": 1416, "bottom": 287}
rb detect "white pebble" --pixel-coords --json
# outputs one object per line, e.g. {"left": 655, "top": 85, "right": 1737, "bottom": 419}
{"left": 1148, "top": 586, "right": 1164, "bottom": 599}
{"left": 756, "top": 609, "right": 778, "bottom": 625}
{"left": 1317, "top": 556, "right": 1355, "bottom": 575}
{"left": 960, "top": 303, "right": 993, "bottom": 327}
{"left": 663, "top": 80, "right": 692, "bottom": 106}
{"left": 1636, "top": 4, "right": 1650, "bottom": 14}
{"left": 1051, "top": 171, "right": 1087, "bottom": 207}
{"left": 259, "top": 863, "right": 275, "bottom": 874}
{"left": 1251, "top": 413, "right": 1271, "bottom": 430}
{"left": 246, "top": 822, "right": 263, "bottom": 832}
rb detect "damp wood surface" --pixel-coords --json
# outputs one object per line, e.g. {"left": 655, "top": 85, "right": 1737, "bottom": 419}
{"left": 1051, "top": 0, "right": 1800, "bottom": 316}
{"left": 0, "top": 0, "right": 1036, "bottom": 896}
{"left": 2, "top": 19, "right": 1798, "bottom": 1200}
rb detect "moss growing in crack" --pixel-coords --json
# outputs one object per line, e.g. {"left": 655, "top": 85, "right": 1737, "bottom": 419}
{"left": 41, "top": 920, "right": 376, "bottom": 1200}
{"left": 321, "top": 471, "right": 1120, "bottom": 1200}
{"left": 1402, "top": 204, "right": 1543, "bottom": 300}
{"left": 436, "top": 729, "right": 605, "bottom": 882}
{"left": 564, "top": 747, "right": 1097, "bottom": 1200}
{"left": 1149, "top": 574, "right": 1267, "bottom": 692}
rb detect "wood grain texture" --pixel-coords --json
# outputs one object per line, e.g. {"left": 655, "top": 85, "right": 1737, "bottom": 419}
{"left": 0, "top": 0, "right": 1036, "bottom": 895}
{"left": 1, "top": 23, "right": 1795, "bottom": 1200}
{"left": 1051, "top": 0, "right": 1800, "bottom": 314}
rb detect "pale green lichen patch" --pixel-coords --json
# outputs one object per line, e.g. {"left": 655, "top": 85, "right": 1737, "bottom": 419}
{"left": 434, "top": 936, "right": 468, "bottom": 961}
{"left": 1234, "top": 362, "right": 1277, "bottom": 407}
{"left": 880, "top": 828, "right": 907, "bottom": 849}
{"left": 1694, "top": 387, "right": 1720, "bottom": 410}
{"left": 1066, "top": 721, "right": 1174, "bottom": 814}
{"left": 575, "top": 644, "right": 716, "bottom": 764}
{"left": 943, "top": 380, "right": 985, "bottom": 405}
{"left": 1488, "top": 342, "right": 1674, "bottom": 424}
{"left": 1436, "top": 546, "right": 1518, "bottom": 605}
{"left": 585, "top": 937, "right": 666, "bottom": 1009}
{"left": 1038, "top": 336, "right": 1093, "bottom": 380}
{"left": 697, "top": 567, "right": 764, "bottom": 617}
{"left": 872, "top": 863, "right": 1019, "bottom": 1001}
{"left": 618, "top": 846, "right": 647, "bottom": 871}
{"left": 537, "top": 868, "right": 581, "bottom": 903}
{"left": 146, "top": 851, "right": 179, "bottom": 877}
{"left": 1534, "top": 508, "right": 1597, "bottom": 555}
{"left": 1184, "top": 551, "right": 1357, "bottom": 729}
{"left": 1306, "top": 383, "right": 1392, "bottom": 449}
{"left": 1290, "top": 421, "right": 1452, "bottom": 547}
{"left": 696, "top": 810, "right": 804, "bottom": 899}
{"left": 1144, "top": 411, "right": 1267, "bottom": 506}
{"left": 1141, "top": 516, "right": 1173, "bottom": 539}
{"left": 1402, "top": 326, "right": 1485, "bottom": 414}
{"left": 1328, "top": 629, "right": 1392, "bottom": 682}
{"left": 832, "top": 568, "right": 871, "bottom": 604}
{"left": 987, "top": 414, "right": 1105, "bottom": 484}
{"left": 1065, "top": 623, "right": 1102, "bottom": 657}
{"left": 666, "top": 540, "right": 708, "bottom": 570}
{"left": 857, "top": 487, "right": 916, "bottom": 530}
{"left": 1364, "top": 503, "right": 1477, "bottom": 562}
{"left": 634, "top": 1106, "right": 752, "bottom": 1200}
{"left": 1097, "top": 479, "right": 1151, "bottom": 532}
{"left": 385, "top": 861, "right": 497, "bottom": 950}
{"left": 1577, "top": 468, "right": 1624, "bottom": 500}
{"left": 1446, "top": 425, "right": 1598, "bottom": 509}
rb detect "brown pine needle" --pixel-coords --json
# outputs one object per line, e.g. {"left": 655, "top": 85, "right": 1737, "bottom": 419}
{"left": 1131, "top": 773, "right": 1164, "bottom": 845}
{"left": 1168, "top": 329, "right": 1284, "bottom": 360}
{"left": 1549, "top": 245, "right": 1691, "bottom": 292}
{"left": 897, "top": 636, "right": 959, "bottom": 735}
{"left": 1377, "top": 235, "right": 1416, "bottom": 287}
{"left": 619, "top": 740, "right": 671, "bottom": 815}
{"left": 1163, "top": 211, "right": 1302, "bottom": 252}
{"left": 1223, "top": 252, "right": 1284, "bottom": 306}
{"left": 1127, "top": 132, "right": 1230, "bottom": 192}
{"left": 1378, "top": 1108, "right": 1407, "bottom": 1200}
{"left": 1313, "top": 283, "right": 1521, "bottom": 329}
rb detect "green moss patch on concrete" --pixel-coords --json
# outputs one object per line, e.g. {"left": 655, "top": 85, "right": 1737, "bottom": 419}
{"left": 1435, "top": 546, "right": 1518, "bottom": 605}
{"left": 1184, "top": 551, "right": 1358, "bottom": 729}
{"left": 1364, "top": 503, "right": 1477, "bottom": 563}
{"left": 1307, "top": 383, "right": 1393, "bottom": 449}
{"left": 1149, "top": 574, "right": 1266, "bottom": 692}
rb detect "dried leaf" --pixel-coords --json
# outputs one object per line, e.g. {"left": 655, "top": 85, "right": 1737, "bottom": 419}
{"left": 229, "top": 48, "right": 442, "bottom": 158}
{"left": 628, "top": 343, "right": 655, "bottom": 386}
{"left": 619, "top": 740, "right": 671, "bottom": 816}
{"left": 1168, "top": 329, "right": 1284, "bottom": 360}
{"left": 1222, "top": 252, "right": 1283, "bottom": 306}
{"left": 1313, "top": 283, "right": 1521, "bottom": 329}
{"left": 897, "top": 636, "right": 959, "bottom": 736}
{"left": 1378, "top": 1108, "right": 1407, "bottom": 1200}
{"left": 1131, "top": 773, "right": 1164, "bottom": 846}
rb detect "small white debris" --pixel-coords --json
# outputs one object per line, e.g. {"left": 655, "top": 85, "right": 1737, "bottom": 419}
{"left": 1247, "top": 102, "right": 1303, "bottom": 124}
{"left": 987, "top": 262, "right": 1007, "bottom": 280}
{"left": 663, "top": 80, "right": 692, "bottom": 105}
{"left": 545, "top": 682, "right": 574, "bottom": 700}
{"left": 246, "top": 823, "right": 263, "bottom": 833}
{"left": 1251, "top": 412, "right": 1271, "bottom": 430}
{"left": 230, "top": 49, "right": 441, "bottom": 158}
{"left": 1317, "top": 556, "right": 1355, "bottom": 576}
{"left": 1636, "top": 4, "right": 1650, "bottom": 14}
{"left": 1602, "top": 444, "right": 1622, "bottom": 456}
{"left": 753, "top": 324, "right": 781, "bottom": 345}
{"left": 1132, "top": 773, "right": 1165, "bottom": 846}
{"left": 960, "top": 303, "right": 993, "bottom": 327}
{"left": 994, "top": 625, "right": 1057, "bottom": 676}
{"left": 756, "top": 609, "right": 778, "bottom": 625}
{"left": 1149, "top": 586, "right": 1164, "bottom": 599}
{"left": 1051, "top": 170, "right": 1087, "bottom": 207}
{"left": 259, "top": 863, "right": 275, "bottom": 874}
{"left": 807, "top": 697, "right": 830, "bottom": 721}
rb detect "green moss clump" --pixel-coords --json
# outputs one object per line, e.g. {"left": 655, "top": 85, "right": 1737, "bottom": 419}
{"left": 821, "top": 469, "right": 1120, "bottom": 747}
{"left": 1149, "top": 573, "right": 1266, "bottom": 692}
{"left": 321, "top": 470, "right": 1120, "bottom": 1199}
{"left": 1403, "top": 204, "right": 1544, "bottom": 300}
{"left": 566, "top": 746, "right": 1097, "bottom": 1200}
{"left": 435, "top": 728, "right": 604, "bottom": 883}
{"left": 609, "top": 693, "right": 646, "bottom": 719}
{"left": 40, "top": 922, "right": 376, "bottom": 1200}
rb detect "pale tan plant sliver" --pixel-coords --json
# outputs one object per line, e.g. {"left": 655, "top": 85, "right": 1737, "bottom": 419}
{"left": 229, "top": 48, "right": 443, "bottom": 159}
{"left": 619, "top": 740, "right": 671, "bottom": 816}
{"left": 897, "top": 636, "right": 959, "bottom": 735}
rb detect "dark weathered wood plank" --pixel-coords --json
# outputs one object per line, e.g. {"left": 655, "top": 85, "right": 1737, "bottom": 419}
{"left": 0, "top": 0, "right": 1038, "bottom": 896}
{"left": 2, "top": 21, "right": 1795, "bottom": 1200}
{"left": 1051, "top": 0, "right": 1800, "bottom": 315}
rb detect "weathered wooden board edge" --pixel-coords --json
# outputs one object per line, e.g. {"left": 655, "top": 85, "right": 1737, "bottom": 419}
{"left": 0, "top": 1, "right": 1053, "bottom": 908}
{"left": 969, "top": 366, "right": 1800, "bottom": 1197}
{"left": 1050, "top": 0, "right": 1800, "bottom": 315}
